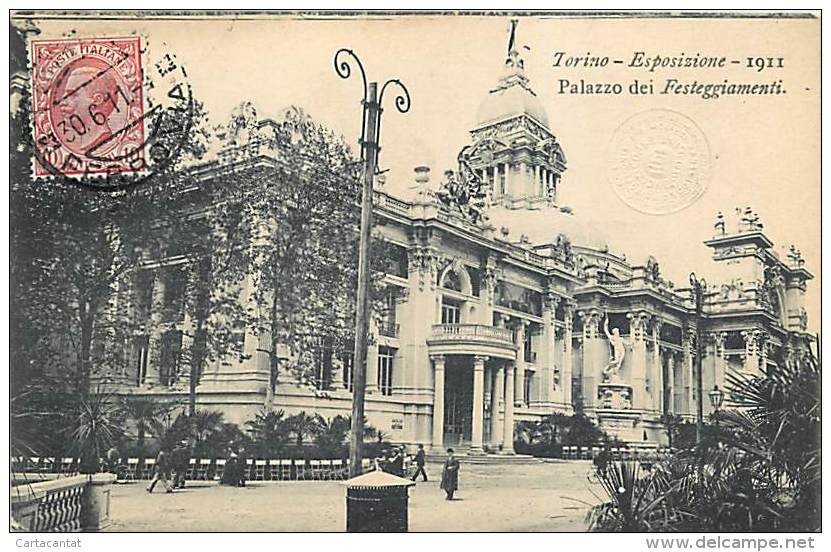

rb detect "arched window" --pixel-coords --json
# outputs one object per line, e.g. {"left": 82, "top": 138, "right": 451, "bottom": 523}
{"left": 442, "top": 270, "right": 463, "bottom": 292}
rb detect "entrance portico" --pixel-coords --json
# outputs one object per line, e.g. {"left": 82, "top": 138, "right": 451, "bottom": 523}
{"left": 427, "top": 324, "right": 517, "bottom": 454}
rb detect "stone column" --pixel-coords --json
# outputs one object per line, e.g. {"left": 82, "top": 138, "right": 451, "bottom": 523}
{"left": 146, "top": 272, "right": 165, "bottom": 386}
{"left": 519, "top": 161, "right": 528, "bottom": 198}
{"left": 490, "top": 365, "right": 504, "bottom": 446}
{"left": 504, "top": 162, "right": 512, "bottom": 198}
{"left": 471, "top": 355, "right": 488, "bottom": 453}
{"left": 431, "top": 354, "right": 445, "bottom": 450}
{"left": 665, "top": 352, "right": 675, "bottom": 414}
{"left": 627, "top": 312, "right": 649, "bottom": 410}
{"left": 651, "top": 319, "right": 663, "bottom": 413}
{"left": 528, "top": 165, "right": 542, "bottom": 196}
{"left": 562, "top": 302, "right": 574, "bottom": 409}
{"left": 179, "top": 313, "right": 195, "bottom": 387}
{"left": 551, "top": 172, "right": 558, "bottom": 203}
{"left": 503, "top": 361, "right": 515, "bottom": 454}
{"left": 540, "top": 292, "right": 559, "bottom": 405}
{"left": 515, "top": 320, "right": 527, "bottom": 406}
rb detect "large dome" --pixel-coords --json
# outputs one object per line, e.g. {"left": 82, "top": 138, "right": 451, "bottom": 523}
{"left": 475, "top": 84, "right": 549, "bottom": 129}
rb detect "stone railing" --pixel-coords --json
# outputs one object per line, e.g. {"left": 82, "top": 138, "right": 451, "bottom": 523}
{"left": 11, "top": 473, "right": 116, "bottom": 532}
{"left": 430, "top": 324, "right": 514, "bottom": 345}
{"left": 373, "top": 190, "right": 412, "bottom": 216}
{"left": 377, "top": 321, "right": 400, "bottom": 338}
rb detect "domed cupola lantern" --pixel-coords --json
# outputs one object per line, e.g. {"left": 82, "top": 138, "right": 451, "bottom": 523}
{"left": 465, "top": 19, "right": 566, "bottom": 210}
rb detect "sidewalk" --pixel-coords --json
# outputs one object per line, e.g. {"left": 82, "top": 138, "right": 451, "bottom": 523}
{"left": 106, "top": 460, "right": 601, "bottom": 532}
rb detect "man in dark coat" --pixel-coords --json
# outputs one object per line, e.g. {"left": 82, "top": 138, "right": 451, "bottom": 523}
{"left": 171, "top": 440, "right": 191, "bottom": 489}
{"left": 440, "top": 448, "right": 459, "bottom": 500}
{"left": 411, "top": 444, "right": 428, "bottom": 482}
{"left": 387, "top": 447, "right": 405, "bottom": 477}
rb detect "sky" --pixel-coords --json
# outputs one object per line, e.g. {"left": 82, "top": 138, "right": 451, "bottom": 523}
{"left": 24, "top": 13, "right": 820, "bottom": 332}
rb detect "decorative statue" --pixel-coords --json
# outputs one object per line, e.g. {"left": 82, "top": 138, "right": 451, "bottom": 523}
{"left": 602, "top": 314, "right": 626, "bottom": 383}
{"left": 714, "top": 211, "right": 725, "bottom": 235}
{"left": 434, "top": 150, "right": 488, "bottom": 225}
{"left": 225, "top": 101, "right": 258, "bottom": 146}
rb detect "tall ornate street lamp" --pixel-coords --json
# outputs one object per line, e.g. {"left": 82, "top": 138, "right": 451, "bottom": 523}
{"left": 334, "top": 49, "right": 410, "bottom": 477}
{"left": 689, "top": 272, "right": 707, "bottom": 444}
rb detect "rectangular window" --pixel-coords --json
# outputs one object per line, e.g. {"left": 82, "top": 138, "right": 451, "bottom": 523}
{"left": 341, "top": 351, "right": 354, "bottom": 392}
{"left": 524, "top": 371, "right": 533, "bottom": 405}
{"left": 524, "top": 329, "right": 537, "bottom": 364}
{"left": 133, "top": 335, "right": 149, "bottom": 387}
{"left": 441, "top": 298, "right": 462, "bottom": 324}
{"left": 377, "top": 346, "right": 395, "bottom": 396}
{"left": 134, "top": 271, "right": 154, "bottom": 321}
{"left": 159, "top": 330, "right": 183, "bottom": 387}
{"left": 378, "top": 292, "right": 399, "bottom": 337}
{"left": 313, "top": 338, "right": 333, "bottom": 391}
{"left": 162, "top": 267, "right": 187, "bottom": 321}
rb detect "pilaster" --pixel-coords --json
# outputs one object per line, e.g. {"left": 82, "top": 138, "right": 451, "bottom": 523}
{"left": 650, "top": 319, "right": 663, "bottom": 414}
{"left": 626, "top": 311, "right": 649, "bottom": 410}
{"left": 579, "top": 308, "right": 602, "bottom": 410}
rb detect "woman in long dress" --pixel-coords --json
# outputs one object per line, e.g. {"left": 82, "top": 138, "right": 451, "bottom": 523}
{"left": 440, "top": 448, "right": 460, "bottom": 500}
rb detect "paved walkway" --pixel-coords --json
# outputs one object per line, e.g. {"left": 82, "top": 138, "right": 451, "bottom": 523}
{"left": 106, "top": 460, "right": 602, "bottom": 532}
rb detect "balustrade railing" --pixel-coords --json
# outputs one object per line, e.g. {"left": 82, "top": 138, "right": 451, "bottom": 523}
{"left": 12, "top": 474, "right": 88, "bottom": 532}
{"left": 377, "top": 321, "right": 400, "bottom": 338}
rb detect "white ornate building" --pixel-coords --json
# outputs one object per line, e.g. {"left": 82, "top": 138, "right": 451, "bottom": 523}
{"left": 108, "top": 33, "right": 815, "bottom": 454}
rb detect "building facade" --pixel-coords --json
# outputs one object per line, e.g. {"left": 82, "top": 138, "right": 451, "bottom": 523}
{"left": 102, "top": 34, "right": 815, "bottom": 454}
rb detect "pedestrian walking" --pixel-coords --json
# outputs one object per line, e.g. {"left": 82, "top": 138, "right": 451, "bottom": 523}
{"left": 411, "top": 444, "right": 428, "bottom": 482}
{"left": 171, "top": 440, "right": 191, "bottom": 489}
{"left": 146, "top": 449, "right": 173, "bottom": 494}
{"left": 440, "top": 448, "right": 459, "bottom": 500}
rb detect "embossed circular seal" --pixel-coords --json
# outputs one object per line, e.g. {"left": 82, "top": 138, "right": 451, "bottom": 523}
{"left": 608, "top": 109, "right": 711, "bottom": 215}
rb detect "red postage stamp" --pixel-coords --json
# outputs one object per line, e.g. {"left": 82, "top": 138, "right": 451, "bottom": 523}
{"left": 30, "top": 37, "right": 145, "bottom": 177}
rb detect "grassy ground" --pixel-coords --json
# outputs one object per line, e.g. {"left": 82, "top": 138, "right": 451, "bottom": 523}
{"left": 106, "top": 459, "right": 602, "bottom": 532}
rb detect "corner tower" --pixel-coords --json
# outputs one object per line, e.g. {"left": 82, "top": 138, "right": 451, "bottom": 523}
{"left": 464, "top": 19, "right": 567, "bottom": 210}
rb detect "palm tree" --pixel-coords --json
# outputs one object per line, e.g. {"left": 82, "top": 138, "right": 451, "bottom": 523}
{"left": 286, "top": 411, "right": 319, "bottom": 445}
{"left": 122, "top": 396, "right": 177, "bottom": 455}
{"left": 313, "top": 414, "right": 350, "bottom": 456}
{"left": 589, "top": 354, "right": 821, "bottom": 532}
{"left": 71, "top": 390, "right": 125, "bottom": 473}
{"left": 245, "top": 409, "right": 291, "bottom": 457}
{"left": 190, "top": 410, "right": 225, "bottom": 446}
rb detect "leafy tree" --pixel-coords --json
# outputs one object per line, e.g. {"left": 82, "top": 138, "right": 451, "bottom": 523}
{"left": 208, "top": 105, "right": 366, "bottom": 398}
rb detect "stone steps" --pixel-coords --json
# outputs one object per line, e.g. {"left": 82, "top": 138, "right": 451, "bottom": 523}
{"left": 424, "top": 450, "right": 541, "bottom": 465}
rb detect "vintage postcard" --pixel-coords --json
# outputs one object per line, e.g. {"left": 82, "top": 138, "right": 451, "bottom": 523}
{"left": 8, "top": 10, "right": 821, "bottom": 537}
